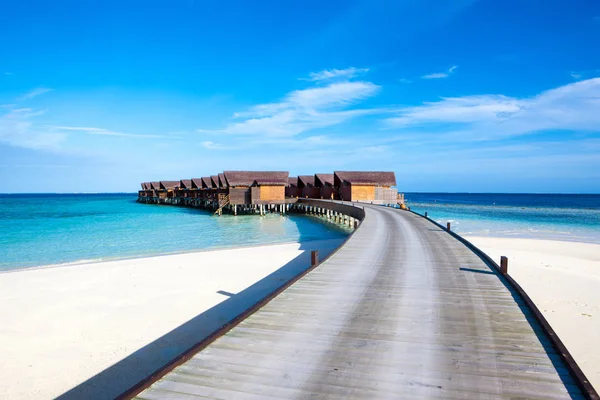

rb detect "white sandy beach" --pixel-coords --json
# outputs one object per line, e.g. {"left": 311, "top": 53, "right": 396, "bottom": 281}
{"left": 465, "top": 236, "right": 600, "bottom": 391}
{"left": 0, "top": 239, "right": 343, "bottom": 400}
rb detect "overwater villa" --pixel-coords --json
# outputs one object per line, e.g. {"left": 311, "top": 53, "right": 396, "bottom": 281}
{"left": 333, "top": 171, "right": 398, "bottom": 202}
{"left": 285, "top": 177, "right": 299, "bottom": 198}
{"left": 315, "top": 173, "right": 335, "bottom": 199}
{"left": 138, "top": 170, "right": 403, "bottom": 214}
{"left": 298, "top": 175, "right": 320, "bottom": 199}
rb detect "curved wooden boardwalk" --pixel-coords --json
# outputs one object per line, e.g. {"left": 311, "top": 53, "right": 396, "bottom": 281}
{"left": 134, "top": 204, "right": 585, "bottom": 399}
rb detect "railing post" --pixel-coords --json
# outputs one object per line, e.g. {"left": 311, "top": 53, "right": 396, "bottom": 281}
{"left": 424, "top": 211, "right": 428, "bottom": 218}
{"left": 311, "top": 250, "right": 319, "bottom": 267}
{"left": 446, "top": 222, "right": 451, "bottom": 231}
{"left": 500, "top": 256, "right": 508, "bottom": 274}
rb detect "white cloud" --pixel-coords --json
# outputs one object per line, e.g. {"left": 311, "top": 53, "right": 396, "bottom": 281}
{"left": 303, "top": 67, "right": 369, "bottom": 82}
{"left": 0, "top": 104, "right": 169, "bottom": 152}
{"left": 421, "top": 65, "right": 458, "bottom": 79}
{"left": 203, "top": 80, "right": 384, "bottom": 137}
{"left": 288, "top": 81, "right": 378, "bottom": 108}
{"left": 4, "top": 72, "right": 12, "bottom": 76}
{"left": 18, "top": 87, "right": 54, "bottom": 101}
{"left": 569, "top": 69, "right": 600, "bottom": 80}
{"left": 200, "top": 141, "right": 222, "bottom": 149}
{"left": 46, "top": 125, "right": 166, "bottom": 138}
{"left": 421, "top": 72, "right": 449, "bottom": 79}
{"left": 0, "top": 107, "right": 66, "bottom": 150}
{"left": 386, "top": 77, "right": 600, "bottom": 140}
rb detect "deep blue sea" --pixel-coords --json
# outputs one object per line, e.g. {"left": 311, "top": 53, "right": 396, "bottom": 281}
{"left": 405, "top": 193, "right": 600, "bottom": 243}
{"left": 0, "top": 194, "right": 351, "bottom": 271}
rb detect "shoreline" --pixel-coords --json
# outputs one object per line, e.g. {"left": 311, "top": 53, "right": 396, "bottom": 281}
{"left": 0, "top": 236, "right": 340, "bottom": 275}
{"left": 465, "top": 235, "right": 600, "bottom": 391}
{"left": 0, "top": 238, "right": 345, "bottom": 400}
{"left": 4, "top": 227, "right": 597, "bottom": 275}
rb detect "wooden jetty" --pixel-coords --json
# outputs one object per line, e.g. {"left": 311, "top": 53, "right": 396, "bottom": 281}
{"left": 123, "top": 200, "right": 597, "bottom": 399}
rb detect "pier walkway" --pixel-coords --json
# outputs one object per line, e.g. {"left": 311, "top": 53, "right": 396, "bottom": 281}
{"left": 132, "top": 203, "right": 587, "bottom": 399}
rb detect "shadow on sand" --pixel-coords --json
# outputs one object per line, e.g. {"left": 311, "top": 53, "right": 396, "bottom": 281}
{"left": 56, "top": 238, "right": 343, "bottom": 400}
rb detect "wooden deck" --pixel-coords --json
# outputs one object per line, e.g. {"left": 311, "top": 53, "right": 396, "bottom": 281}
{"left": 133, "top": 204, "right": 585, "bottom": 399}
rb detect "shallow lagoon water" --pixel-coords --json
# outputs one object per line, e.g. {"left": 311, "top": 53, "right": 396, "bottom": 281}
{"left": 2, "top": 192, "right": 599, "bottom": 271}
{"left": 0, "top": 194, "right": 350, "bottom": 271}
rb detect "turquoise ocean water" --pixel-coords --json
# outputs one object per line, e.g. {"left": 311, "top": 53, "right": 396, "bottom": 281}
{"left": 0, "top": 194, "right": 350, "bottom": 271}
{"left": 2, "top": 193, "right": 599, "bottom": 272}
{"left": 405, "top": 193, "right": 600, "bottom": 243}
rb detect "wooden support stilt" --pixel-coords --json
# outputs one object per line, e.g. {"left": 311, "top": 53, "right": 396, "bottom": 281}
{"left": 447, "top": 222, "right": 451, "bottom": 231}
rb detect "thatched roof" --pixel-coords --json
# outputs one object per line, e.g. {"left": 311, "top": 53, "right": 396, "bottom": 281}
{"left": 159, "top": 180, "right": 180, "bottom": 190}
{"left": 334, "top": 171, "right": 396, "bottom": 187}
{"left": 287, "top": 177, "right": 298, "bottom": 188}
{"left": 201, "top": 177, "right": 212, "bottom": 189}
{"left": 315, "top": 174, "right": 334, "bottom": 188}
{"left": 298, "top": 175, "right": 315, "bottom": 188}
{"left": 150, "top": 182, "right": 161, "bottom": 190}
{"left": 180, "top": 179, "right": 192, "bottom": 189}
{"left": 141, "top": 182, "right": 151, "bottom": 190}
{"left": 223, "top": 171, "right": 289, "bottom": 187}
{"left": 191, "top": 178, "right": 202, "bottom": 189}
{"left": 210, "top": 175, "right": 219, "bottom": 188}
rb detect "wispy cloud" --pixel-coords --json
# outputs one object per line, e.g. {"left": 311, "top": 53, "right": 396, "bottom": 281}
{"left": 200, "top": 141, "right": 226, "bottom": 149}
{"left": 303, "top": 67, "right": 369, "bottom": 82}
{"left": 385, "top": 77, "right": 600, "bottom": 140}
{"left": 201, "top": 78, "right": 386, "bottom": 137}
{"left": 0, "top": 85, "right": 177, "bottom": 153}
{"left": 421, "top": 65, "right": 458, "bottom": 79}
{"left": 569, "top": 69, "right": 600, "bottom": 80}
{"left": 46, "top": 126, "right": 167, "bottom": 138}
{"left": 398, "top": 78, "right": 412, "bottom": 84}
{"left": 18, "top": 87, "right": 54, "bottom": 101}
{"left": 0, "top": 107, "right": 67, "bottom": 150}
{"left": 3, "top": 71, "right": 12, "bottom": 76}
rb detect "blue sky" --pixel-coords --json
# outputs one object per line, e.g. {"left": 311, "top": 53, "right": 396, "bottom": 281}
{"left": 1, "top": 0, "right": 599, "bottom": 193}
